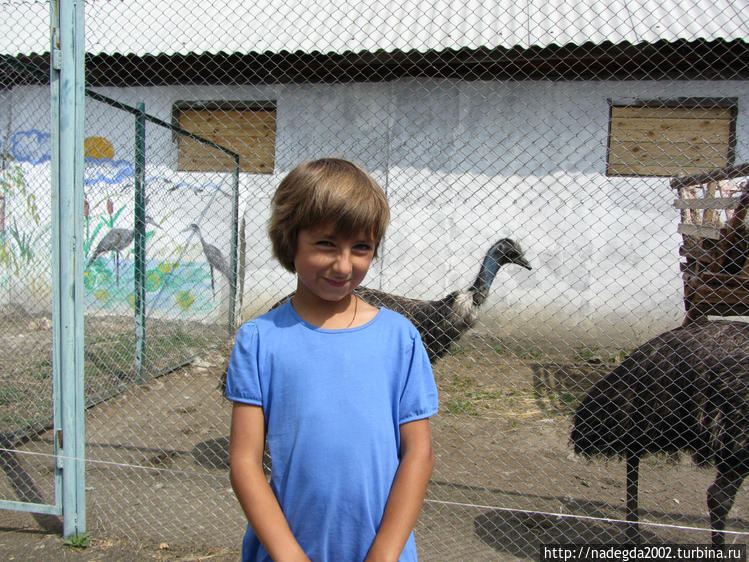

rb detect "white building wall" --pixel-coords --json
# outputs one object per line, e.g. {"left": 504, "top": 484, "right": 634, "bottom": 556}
{"left": 2, "top": 78, "right": 748, "bottom": 347}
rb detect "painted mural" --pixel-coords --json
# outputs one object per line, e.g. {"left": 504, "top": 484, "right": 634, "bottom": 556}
{"left": 0, "top": 130, "right": 234, "bottom": 320}
{"left": 0, "top": 152, "right": 42, "bottom": 279}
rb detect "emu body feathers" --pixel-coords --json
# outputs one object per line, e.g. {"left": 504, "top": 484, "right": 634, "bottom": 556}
{"left": 571, "top": 320, "right": 749, "bottom": 545}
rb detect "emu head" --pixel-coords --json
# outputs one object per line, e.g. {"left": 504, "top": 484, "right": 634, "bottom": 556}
{"left": 471, "top": 238, "right": 531, "bottom": 305}
{"left": 487, "top": 239, "right": 532, "bottom": 272}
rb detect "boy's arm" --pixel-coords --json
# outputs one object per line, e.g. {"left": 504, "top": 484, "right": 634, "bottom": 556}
{"left": 365, "top": 418, "right": 435, "bottom": 562}
{"left": 229, "top": 402, "right": 311, "bottom": 562}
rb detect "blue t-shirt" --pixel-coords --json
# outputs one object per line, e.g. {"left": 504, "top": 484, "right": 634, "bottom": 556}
{"left": 226, "top": 301, "right": 438, "bottom": 562}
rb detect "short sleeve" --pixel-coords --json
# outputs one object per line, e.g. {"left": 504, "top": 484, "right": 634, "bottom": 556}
{"left": 225, "top": 321, "right": 263, "bottom": 405}
{"left": 398, "top": 331, "right": 439, "bottom": 424}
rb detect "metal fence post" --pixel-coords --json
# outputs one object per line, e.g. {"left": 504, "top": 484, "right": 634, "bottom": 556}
{"left": 50, "top": 0, "right": 86, "bottom": 538}
{"left": 230, "top": 156, "right": 239, "bottom": 332}
{"left": 134, "top": 103, "right": 146, "bottom": 377}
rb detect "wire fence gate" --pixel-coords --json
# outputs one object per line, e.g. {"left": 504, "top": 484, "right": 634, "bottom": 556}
{"left": 0, "top": 0, "right": 748, "bottom": 559}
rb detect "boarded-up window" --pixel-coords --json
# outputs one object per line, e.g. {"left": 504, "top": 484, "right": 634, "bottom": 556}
{"left": 175, "top": 102, "right": 276, "bottom": 173}
{"left": 606, "top": 101, "right": 736, "bottom": 177}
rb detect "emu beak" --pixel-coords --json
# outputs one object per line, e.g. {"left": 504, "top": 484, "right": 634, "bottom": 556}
{"left": 515, "top": 255, "right": 532, "bottom": 270}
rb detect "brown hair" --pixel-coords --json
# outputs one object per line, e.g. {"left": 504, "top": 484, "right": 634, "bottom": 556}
{"left": 269, "top": 158, "right": 390, "bottom": 272}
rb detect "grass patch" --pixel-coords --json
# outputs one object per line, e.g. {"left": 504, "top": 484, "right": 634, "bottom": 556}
{"left": 446, "top": 343, "right": 469, "bottom": 356}
{"left": 0, "top": 385, "right": 22, "bottom": 406}
{"left": 445, "top": 398, "right": 477, "bottom": 416}
{"left": 536, "top": 389, "right": 580, "bottom": 417}
{"left": 444, "top": 373, "right": 476, "bottom": 392}
{"left": 86, "top": 327, "right": 222, "bottom": 383}
{"left": 64, "top": 532, "right": 91, "bottom": 549}
{"left": 0, "top": 315, "right": 230, "bottom": 437}
{"left": 438, "top": 374, "right": 540, "bottom": 418}
{"left": 572, "top": 345, "right": 629, "bottom": 364}
{"left": 492, "top": 342, "right": 548, "bottom": 360}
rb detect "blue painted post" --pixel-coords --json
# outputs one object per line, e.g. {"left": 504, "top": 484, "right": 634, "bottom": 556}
{"left": 50, "top": 0, "right": 86, "bottom": 538}
{"left": 49, "top": 0, "right": 63, "bottom": 519}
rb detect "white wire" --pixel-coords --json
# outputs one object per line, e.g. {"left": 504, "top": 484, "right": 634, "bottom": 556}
{"left": 425, "top": 498, "right": 749, "bottom": 538}
{"left": 4, "top": 446, "right": 747, "bottom": 539}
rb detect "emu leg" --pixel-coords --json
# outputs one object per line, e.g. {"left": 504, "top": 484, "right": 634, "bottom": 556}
{"left": 210, "top": 265, "right": 216, "bottom": 297}
{"left": 707, "top": 465, "right": 747, "bottom": 547}
{"left": 626, "top": 454, "right": 642, "bottom": 543}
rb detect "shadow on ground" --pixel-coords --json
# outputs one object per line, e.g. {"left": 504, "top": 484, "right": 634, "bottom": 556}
{"left": 474, "top": 510, "right": 662, "bottom": 558}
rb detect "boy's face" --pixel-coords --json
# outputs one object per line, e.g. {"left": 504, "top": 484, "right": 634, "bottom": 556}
{"left": 294, "top": 224, "right": 376, "bottom": 303}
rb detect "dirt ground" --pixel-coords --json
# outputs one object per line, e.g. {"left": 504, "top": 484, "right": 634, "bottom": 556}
{"left": 0, "top": 333, "right": 747, "bottom": 561}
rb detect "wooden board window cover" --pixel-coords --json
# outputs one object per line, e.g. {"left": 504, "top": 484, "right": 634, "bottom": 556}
{"left": 607, "top": 104, "right": 735, "bottom": 177}
{"left": 176, "top": 104, "right": 276, "bottom": 173}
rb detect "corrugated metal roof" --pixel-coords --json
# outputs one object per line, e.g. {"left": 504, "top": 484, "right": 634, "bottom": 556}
{"left": 1, "top": 0, "right": 747, "bottom": 57}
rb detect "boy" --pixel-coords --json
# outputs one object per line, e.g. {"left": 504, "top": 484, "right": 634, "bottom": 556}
{"left": 226, "top": 158, "right": 438, "bottom": 561}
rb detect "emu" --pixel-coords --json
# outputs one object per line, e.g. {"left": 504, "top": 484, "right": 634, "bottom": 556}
{"left": 273, "top": 238, "right": 531, "bottom": 361}
{"left": 356, "top": 238, "right": 531, "bottom": 361}
{"left": 570, "top": 320, "right": 749, "bottom": 546}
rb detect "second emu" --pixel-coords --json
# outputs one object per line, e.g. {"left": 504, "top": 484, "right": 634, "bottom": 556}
{"left": 271, "top": 238, "right": 531, "bottom": 361}
{"left": 570, "top": 320, "right": 749, "bottom": 546}
{"left": 356, "top": 238, "right": 531, "bottom": 361}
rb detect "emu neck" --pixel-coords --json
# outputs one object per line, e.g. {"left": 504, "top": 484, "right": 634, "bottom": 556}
{"left": 469, "top": 253, "right": 502, "bottom": 305}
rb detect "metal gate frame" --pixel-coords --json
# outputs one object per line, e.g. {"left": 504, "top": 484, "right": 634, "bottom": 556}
{"left": 50, "top": 0, "right": 86, "bottom": 538}
{"left": 0, "top": 0, "right": 87, "bottom": 538}
{"left": 0, "top": 3, "right": 240, "bottom": 536}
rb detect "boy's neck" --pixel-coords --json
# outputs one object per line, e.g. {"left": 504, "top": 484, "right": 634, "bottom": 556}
{"left": 292, "top": 290, "right": 378, "bottom": 329}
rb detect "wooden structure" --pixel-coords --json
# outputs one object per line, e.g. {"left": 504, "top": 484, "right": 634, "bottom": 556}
{"left": 174, "top": 103, "right": 276, "bottom": 173}
{"left": 608, "top": 105, "right": 734, "bottom": 177}
{"left": 671, "top": 163, "right": 749, "bottom": 325}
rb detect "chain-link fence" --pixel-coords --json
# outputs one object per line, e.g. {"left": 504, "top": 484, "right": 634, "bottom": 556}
{"left": 1, "top": 0, "right": 748, "bottom": 558}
